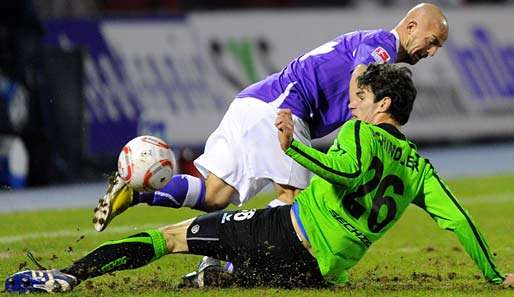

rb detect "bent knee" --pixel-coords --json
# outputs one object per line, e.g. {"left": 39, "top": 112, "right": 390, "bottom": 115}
{"left": 202, "top": 173, "right": 236, "bottom": 211}
{"left": 274, "top": 183, "right": 301, "bottom": 205}
{"left": 276, "top": 192, "right": 295, "bottom": 204}
{"left": 203, "top": 193, "right": 231, "bottom": 211}
{"left": 159, "top": 219, "right": 194, "bottom": 253}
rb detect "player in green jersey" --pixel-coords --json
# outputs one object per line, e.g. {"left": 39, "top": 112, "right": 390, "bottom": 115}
{"left": 5, "top": 64, "right": 513, "bottom": 293}
{"left": 276, "top": 63, "right": 510, "bottom": 285}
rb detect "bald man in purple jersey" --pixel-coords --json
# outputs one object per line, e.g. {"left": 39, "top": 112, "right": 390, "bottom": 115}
{"left": 93, "top": 3, "right": 449, "bottom": 233}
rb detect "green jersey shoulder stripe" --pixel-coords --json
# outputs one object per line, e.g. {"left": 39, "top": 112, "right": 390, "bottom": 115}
{"left": 288, "top": 120, "right": 362, "bottom": 180}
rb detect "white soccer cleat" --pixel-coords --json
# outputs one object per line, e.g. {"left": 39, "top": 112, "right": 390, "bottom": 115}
{"left": 181, "top": 256, "right": 232, "bottom": 288}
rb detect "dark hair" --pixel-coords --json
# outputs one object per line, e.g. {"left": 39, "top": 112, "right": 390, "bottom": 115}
{"left": 357, "top": 63, "right": 417, "bottom": 125}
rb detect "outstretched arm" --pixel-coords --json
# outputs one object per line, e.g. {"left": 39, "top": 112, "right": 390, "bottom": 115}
{"left": 413, "top": 168, "right": 507, "bottom": 284}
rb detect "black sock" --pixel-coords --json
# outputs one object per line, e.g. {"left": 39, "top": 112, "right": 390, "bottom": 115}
{"left": 62, "top": 229, "right": 166, "bottom": 281}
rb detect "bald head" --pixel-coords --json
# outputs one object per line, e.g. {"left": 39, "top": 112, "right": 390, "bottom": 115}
{"left": 395, "top": 3, "right": 449, "bottom": 65}
{"left": 407, "top": 2, "right": 444, "bottom": 16}
{"left": 405, "top": 3, "right": 448, "bottom": 32}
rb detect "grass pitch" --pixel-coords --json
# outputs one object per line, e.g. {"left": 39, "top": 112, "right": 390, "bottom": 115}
{"left": 1, "top": 174, "right": 513, "bottom": 296}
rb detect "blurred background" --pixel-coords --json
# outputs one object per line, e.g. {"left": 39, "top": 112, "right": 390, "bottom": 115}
{"left": 0, "top": 0, "right": 513, "bottom": 211}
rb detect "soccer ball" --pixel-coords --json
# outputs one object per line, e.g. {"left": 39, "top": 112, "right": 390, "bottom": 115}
{"left": 117, "top": 135, "right": 176, "bottom": 192}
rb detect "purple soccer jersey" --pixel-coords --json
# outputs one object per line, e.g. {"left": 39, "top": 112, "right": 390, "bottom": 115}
{"left": 237, "top": 29, "right": 398, "bottom": 139}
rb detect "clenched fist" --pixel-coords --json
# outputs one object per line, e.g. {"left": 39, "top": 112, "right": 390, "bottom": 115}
{"left": 275, "top": 109, "right": 294, "bottom": 151}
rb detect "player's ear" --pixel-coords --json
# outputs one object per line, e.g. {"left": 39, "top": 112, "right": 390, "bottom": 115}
{"left": 407, "top": 20, "right": 417, "bottom": 34}
{"left": 379, "top": 97, "right": 392, "bottom": 113}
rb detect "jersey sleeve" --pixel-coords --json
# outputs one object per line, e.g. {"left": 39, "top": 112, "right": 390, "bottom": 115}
{"left": 285, "top": 120, "right": 366, "bottom": 187}
{"left": 412, "top": 166, "right": 505, "bottom": 284}
{"left": 352, "top": 36, "right": 396, "bottom": 70}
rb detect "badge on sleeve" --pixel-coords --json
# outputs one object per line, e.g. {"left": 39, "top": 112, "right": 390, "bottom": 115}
{"left": 371, "top": 47, "right": 391, "bottom": 64}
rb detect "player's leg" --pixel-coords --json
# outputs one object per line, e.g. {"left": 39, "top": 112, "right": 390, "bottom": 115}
{"left": 95, "top": 174, "right": 295, "bottom": 223}
{"left": 267, "top": 182, "right": 302, "bottom": 207}
{"left": 92, "top": 172, "right": 200, "bottom": 231}
{"left": 151, "top": 98, "right": 302, "bottom": 213}
{"left": 63, "top": 219, "right": 194, "bottom": 281}
{"left": 135, "top": 172, "right": 236, "bottom": 211}
{"left": 8, "top": 207, "right": 272, "bottom": 293}
{"left": 183, "top": 99, "right": 312, "bottom": 283}
{"left": 93, "top": 99, "right": 244, "bottom": 231}
{"left": 201, "top": 173, "right": 237, "bottom": 211}
{"left": 8, "top": 208, "right": 323, "bottom": 292}
{"left": 185, "top": 206, "right": 326, "bottom": 288}
{"left": 6, "top": 220, "right": 194, "bottom": 293}
{"left": 93, "top": 171, "right": 236, "bottom": 231}
{"left": 184, "top": 182, "right": 300, "bottom": 287}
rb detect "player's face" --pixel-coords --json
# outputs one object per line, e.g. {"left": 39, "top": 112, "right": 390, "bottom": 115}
{"left": 348, "top": 85, "right": 383, "bottom": 124}
{"left": 404, "top": 20, "right": 448, "bottom": 65}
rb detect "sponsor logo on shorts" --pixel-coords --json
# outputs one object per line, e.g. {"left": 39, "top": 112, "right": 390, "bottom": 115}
{"left": 371, "top": 47, "right": 391, "bottom": 64}
{"left": 221, "top": 209, "right": 256, "bottom": 224}
{"left": 191, "top": 224, "right": 200, "bottom": 234}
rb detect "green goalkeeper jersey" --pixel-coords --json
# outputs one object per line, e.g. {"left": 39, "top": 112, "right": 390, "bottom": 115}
{"left": 286, "top": 120, "right": 505, "bottom": 284}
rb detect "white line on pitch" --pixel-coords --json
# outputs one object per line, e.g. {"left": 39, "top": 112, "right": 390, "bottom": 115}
{"left": 0, "top": 193, "right": 512, "bottom": 244}
{"left": 0, "top": 223, "right": 166, "bottom": 244}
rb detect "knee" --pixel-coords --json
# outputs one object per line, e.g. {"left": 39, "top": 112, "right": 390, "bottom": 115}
{"left": 203, "top": 192, "right": 231, "bottom": 211}
{"left": 201, "top": 173, "right": 236, "bottom": 211}
{"left": 274, "top": 185, "right": 301, "bottom": 205}
{"left": 277, "top": 191, "right": 295, "bottom": 204}
{"left": 159, "top": 218, "right": 195, "bottom": 253}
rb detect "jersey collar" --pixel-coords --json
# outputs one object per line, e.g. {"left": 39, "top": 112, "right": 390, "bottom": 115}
{"left": 390, "top": 29, "right": 400, "bottom": 54}
{"left": 377, "top": 123, "right": 406, "bottom": 140}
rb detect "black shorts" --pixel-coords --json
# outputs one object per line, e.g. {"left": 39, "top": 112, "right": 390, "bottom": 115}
{"left": 186, "top": 205, "right": 325, "bottom": 288}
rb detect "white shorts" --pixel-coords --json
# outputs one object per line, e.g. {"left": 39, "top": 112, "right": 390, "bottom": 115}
{"left": 194, "top": 97, "right": 311, "bottom": 206}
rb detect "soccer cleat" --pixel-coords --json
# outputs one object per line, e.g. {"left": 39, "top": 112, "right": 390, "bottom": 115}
{"left": 180, "top": 256, "right": 230, "bottom": 288}
{"left": 4, "top": 269, "right": 77, "bottom": 293}
{"left": 93, "top": 172, "right": 135, "bottom": 232}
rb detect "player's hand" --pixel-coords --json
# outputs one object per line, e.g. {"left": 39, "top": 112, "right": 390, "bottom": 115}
{"left": 502, "top": 273, "right": 514, "bottom": 287}
{"left": 275, "top": 109, "right": 294, "bottom": 151}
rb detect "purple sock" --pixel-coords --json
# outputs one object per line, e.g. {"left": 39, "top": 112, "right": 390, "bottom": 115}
{"left": 137, "top": 175, "right": 205, "bottom": 209}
